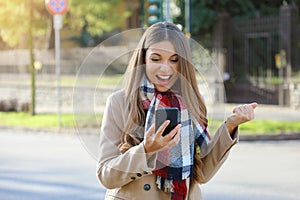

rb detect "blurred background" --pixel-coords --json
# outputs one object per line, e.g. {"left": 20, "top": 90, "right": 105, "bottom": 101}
{"left": 0, "top": 0, "right": 300, "bottom": 200}
{"left": 0, "top": 0, "right": 300, "bottom": 117}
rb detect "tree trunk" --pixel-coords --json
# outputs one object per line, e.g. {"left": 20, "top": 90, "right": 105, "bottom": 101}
{"left": 28, "top": 0, "right": 35, "bottom": 115}
{"left": 48, "top": 17, "right": 55, "bottom": 49}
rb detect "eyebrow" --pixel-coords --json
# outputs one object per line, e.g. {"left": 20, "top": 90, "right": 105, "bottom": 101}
{"left": 149, "top": 52, "right": 178, "bottom": 57}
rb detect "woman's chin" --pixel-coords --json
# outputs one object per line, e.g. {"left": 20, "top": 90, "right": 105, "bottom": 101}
{"left": 154, "top": 84, "right": 172, "bottom": 92}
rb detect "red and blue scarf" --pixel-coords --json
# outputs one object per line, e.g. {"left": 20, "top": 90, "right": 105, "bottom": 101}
{"left": 140, "top": 76, "right": 210, "bottom": 200}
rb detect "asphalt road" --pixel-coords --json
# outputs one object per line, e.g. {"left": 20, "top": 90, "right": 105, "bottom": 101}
{"left": 0, "top": 129, "right": 299, "bottom": 200}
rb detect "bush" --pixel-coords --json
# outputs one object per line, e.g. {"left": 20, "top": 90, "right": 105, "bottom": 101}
{"left": 0, "top": 99, "right": 29, "bottom": 112}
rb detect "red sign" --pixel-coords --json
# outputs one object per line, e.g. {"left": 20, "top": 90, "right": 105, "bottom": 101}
{"left": 46, "top": 0, "right": 68, "bottom": 15}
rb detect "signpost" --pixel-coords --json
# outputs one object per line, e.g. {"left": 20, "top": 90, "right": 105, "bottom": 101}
{"left": 45, "top": 0, "right": 68, "bottom": 128}
{"left": 46, "top": 0, "right": 68, "bottom": 15}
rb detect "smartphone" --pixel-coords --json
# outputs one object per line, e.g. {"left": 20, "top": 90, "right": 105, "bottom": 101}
{"left": 155, "top": 108, "right": 179, "bottom": 136}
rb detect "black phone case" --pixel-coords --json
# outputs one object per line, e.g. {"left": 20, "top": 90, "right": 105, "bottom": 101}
{"left": 155, "top": 108, "right": 179, "bottom": 136}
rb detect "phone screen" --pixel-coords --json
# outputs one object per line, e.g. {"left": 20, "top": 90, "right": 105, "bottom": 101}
{"left": 155, "top": 108, "right": 179, "bottom": 136}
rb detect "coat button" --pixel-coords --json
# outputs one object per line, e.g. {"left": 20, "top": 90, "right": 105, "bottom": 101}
{"left": 136, "top": 173, "right": 142, "bottom": 177}
{"left": 130, "top": 176, "right": 136, "bottom": 180}
{"left": 143, "top": 184, "right": 151, "bottom": 191}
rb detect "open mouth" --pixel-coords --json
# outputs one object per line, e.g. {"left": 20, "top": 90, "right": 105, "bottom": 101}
{"left": 156, "top": 75, "right": 172, "bottom": 81}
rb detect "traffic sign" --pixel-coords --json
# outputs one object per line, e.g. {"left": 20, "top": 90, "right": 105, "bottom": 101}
{"left": 45, "top": 0, "right": 68, "bottom": 127}
{"left": 45, "top": 0, "right": 68, "bottom": 15}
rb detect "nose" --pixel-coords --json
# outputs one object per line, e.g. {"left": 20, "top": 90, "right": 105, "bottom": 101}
{"left": 160, "top": 60, "right": 172, "bottom": 72}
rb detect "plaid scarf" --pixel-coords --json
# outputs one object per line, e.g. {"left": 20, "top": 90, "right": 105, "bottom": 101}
{"left": 140, "top": 77, "right": 210, "bottom": 200}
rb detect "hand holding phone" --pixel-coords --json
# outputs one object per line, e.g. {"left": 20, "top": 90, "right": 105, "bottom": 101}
{"left": 155, "top": 108, "right": 179, "bottom": 136}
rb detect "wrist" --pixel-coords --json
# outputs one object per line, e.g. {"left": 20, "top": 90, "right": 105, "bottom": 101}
{"left": 225, "top": 120, "right": 237, "bottom": 135}
{"left": 143, "top": 141, "right": 153, "bottom": 154}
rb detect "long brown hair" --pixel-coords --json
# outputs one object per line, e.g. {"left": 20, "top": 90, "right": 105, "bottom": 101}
{"left": 119, "top": 22, "right": 208, "bottom": 183}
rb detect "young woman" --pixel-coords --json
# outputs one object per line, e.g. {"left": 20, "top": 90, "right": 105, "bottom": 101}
{"left": 97, "top": 22, "right": 257, "bottom": 200}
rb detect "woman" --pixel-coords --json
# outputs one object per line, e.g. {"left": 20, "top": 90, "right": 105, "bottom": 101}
{"left": 97, "top": 22, "right": 257, "bottom": 200}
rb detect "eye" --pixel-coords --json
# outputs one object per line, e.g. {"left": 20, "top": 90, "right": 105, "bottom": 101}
{"left": 150, "top": 57, "right": 160, "bottom": 62}
{"left": 170, "top": 57, "right": 178, "bottom": 63}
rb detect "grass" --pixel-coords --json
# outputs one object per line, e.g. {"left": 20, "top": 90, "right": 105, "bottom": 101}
{"left": 0, "top": 112, "right": 76, "bottom": 128}
{"left": 0, "top": 111, "right": 103, "bottom": 130}
{"left": 1, "top": 111, "right": 299, "bottom": 135}
{"left": 1, "top": 74, "right": 124, "bottom": 87}
{"left": 209, "top": 118, "right": 300, "bottom": 135}
{"left": 60, "top": 74, "right": 124, "bottom": 87}
{"left": 238, "top": 120, "right": 300, "bottom": 134}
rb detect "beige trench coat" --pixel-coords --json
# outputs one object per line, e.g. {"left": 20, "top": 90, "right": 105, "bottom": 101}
{"left": 97, "top": 90, "right": 238, "bottom": 200}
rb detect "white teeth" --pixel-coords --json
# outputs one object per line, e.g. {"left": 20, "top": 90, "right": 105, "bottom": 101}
{"left": 157, "top": 75, "right": 171, "bottom": 80}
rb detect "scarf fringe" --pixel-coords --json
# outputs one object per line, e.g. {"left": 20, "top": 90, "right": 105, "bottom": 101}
{"left": 156, "top": 176, "right": 187, "bottom": 200}
{"left": 156, "top": 176, "right": 174, "bottom": 193}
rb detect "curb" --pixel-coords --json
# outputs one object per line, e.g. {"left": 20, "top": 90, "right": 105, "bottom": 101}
{"left": 0, "top": 126, "right": 76, "bottom": 135}
{"left": 1, "top": 126, "right": 300, "bottom": 141}
{"left": 239, "top": 133, "right": 300, "bottom": 141}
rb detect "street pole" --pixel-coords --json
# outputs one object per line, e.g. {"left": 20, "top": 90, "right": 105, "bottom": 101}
{"left": 45, "top": 0, "right": 68, "bottom": 129}
{"left": 54, "top": 15, "right": 62, "bottom": 128}
{"left": 166, "top": 0, "right": 171, "bottom": 22}
{"left": 185, "top": 0, "right": 191, "bottom": 37}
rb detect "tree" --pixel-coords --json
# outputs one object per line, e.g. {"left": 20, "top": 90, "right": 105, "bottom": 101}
{"left": 0, "top": 0, "right": 49, "bottom": 115}
{"left": 174, "top": 0, "right": 300, "bottom": 36}
{"left": 0, "top": 0, "right": 132, "bottom": 115}
{"left": 28, "top": 0, "right": 36, "bottom": 116}
{"left": 0, "top": 0, "right": 50, "bottom": 48}
{"left": 65, "top": 0, "right": 131, "bottom": 46}
{"left": 0, "top": 0, "right": 132, "bottom": 48}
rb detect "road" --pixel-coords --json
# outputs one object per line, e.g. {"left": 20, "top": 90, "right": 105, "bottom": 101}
{"left": 201, "top": 140, "right": 300, "bottom": 200}
{"left": 0, "top": 128, "right": 299, "bottom": 200}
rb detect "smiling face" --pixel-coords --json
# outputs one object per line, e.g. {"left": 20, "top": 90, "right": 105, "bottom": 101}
{"left": 145, "top": 40, "right": 179, "bottom": 92}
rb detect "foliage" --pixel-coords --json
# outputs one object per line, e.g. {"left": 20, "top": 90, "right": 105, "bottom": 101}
{"left": 67, "top": 0, "right": 129, "bottom": 36}
{"left": 0, "top": 0, "right": 131, "bottom": 48}
{"left": 0, "top": 0, "right": 50, "bottom": 48}
{"left": 66, "top": 0, "right": 131, "bottom": 46}
{"left": 174, "top": 0, "right": 300, "bottom": 35}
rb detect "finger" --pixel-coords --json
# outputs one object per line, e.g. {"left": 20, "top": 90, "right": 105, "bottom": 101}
{"left": 156, "top": 120, "right": 170, "bottom": 137}
{"left": 233, "top": 105, "right": 240, "bottom": 113}
{"left": 168, "top": 138, "right": 178, "bottom": 147}
{"left": 233, "top": 103, "right": 256, "bottom": 114}
{"left": 173, "top": 126, "right": 181, "bottom": 144}
{"left": 239, "top": 105, "right": 255, "bottom": 121}
{"left": 250, "top": 102, "right": 258, "bottom": 109}
{"left": 233, "top": 104, "right": 243, "bottom": 113}
{"left": 242, "top": 104, "right": 255, "bottom": 117}
{"left": 165, "top": 124, "right": 181, "bottom": 140}
{"left": 145, "top": 124, "right": 155, "bottom": 137}
{"left": 167, "top": 127, "right": 181, "bottom": 147}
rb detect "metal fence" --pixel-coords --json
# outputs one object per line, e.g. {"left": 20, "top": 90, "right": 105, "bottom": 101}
{"left": 214, "top": 4, "right": 300, "bottom": 105}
